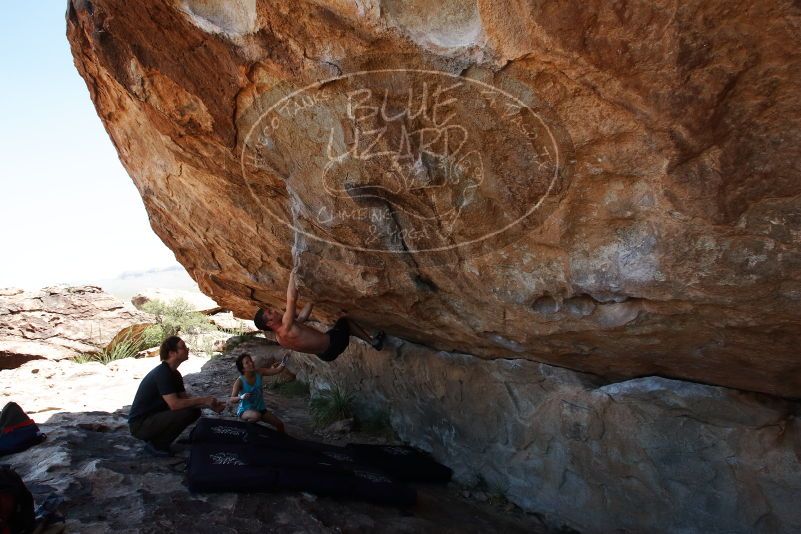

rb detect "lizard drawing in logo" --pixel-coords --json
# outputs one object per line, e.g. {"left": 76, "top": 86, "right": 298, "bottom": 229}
{"left": 321, "top": 117, "right": 484, "bottom": 233}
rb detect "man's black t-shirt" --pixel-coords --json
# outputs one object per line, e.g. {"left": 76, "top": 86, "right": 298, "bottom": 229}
{"left": 128, "top": 361, "right": 186, "bottom": 423}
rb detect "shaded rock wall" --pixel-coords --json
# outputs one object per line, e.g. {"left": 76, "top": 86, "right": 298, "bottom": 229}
{"left": 66, "top": 0, "right": 801, "bottom": 397}
{"left": 292, "top": 340, "right": 801, "bottom": 534}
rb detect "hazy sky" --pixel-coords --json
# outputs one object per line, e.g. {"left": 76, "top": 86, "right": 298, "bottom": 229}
{"left": 0, "top": 2, "right": 180, "bottom": 289}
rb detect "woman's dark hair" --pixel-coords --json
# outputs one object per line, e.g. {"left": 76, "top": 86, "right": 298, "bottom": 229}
{"left": 236, "top": 352, "right": 253, "bottom": 374}
{"left": 254, "top": 308, "right": 271, "bottom": 331}
{"left": 160, "top": 336, "right": 183, "bottom": 361}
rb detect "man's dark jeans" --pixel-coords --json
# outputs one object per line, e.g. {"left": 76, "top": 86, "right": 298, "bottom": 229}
{"left": 129, "top": 408, "right": 201, "bottom": 450}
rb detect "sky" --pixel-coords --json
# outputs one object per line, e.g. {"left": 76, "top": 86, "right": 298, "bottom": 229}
{"left": 0, "top": 2, "right": 183, "bottom": 290}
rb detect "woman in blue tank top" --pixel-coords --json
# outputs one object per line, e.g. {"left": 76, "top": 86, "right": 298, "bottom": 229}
{"left": 228, "top": 352, "right": 287, "bottom": 433}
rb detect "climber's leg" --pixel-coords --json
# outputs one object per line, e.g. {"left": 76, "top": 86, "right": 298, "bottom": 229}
{"left": 344, "top": 318, "right": 385, "bottom": 350}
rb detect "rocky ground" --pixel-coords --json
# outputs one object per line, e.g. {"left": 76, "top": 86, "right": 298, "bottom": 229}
{"left": 0, "top": 286, "right": 152, "bottom": 368}
{"left": 0, "top": 340, "right": 551, "bottom": 533}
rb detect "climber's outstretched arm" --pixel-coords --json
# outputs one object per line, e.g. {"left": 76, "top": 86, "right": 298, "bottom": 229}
{"left": 282, "top": 271, "right": 298, "bottom": 329}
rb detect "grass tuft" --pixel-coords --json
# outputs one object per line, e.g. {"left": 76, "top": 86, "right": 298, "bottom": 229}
{"left": 73, "top": 331, "right": 143, "bottom": 365}
{"left": 309, "top": 386, "right": 354, "bottom": 428}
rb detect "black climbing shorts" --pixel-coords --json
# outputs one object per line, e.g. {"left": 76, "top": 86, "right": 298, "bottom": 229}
{"left": 316, "top": 317, "right": 351, "bottom": 362}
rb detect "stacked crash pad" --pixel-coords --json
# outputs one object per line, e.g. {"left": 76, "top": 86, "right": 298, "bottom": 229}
{"left": 187, "top": 418, "right": 452, "bottom": 506}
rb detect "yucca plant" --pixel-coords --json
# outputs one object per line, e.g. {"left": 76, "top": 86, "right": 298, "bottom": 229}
{"left": 73, "top": 331, "right": 142, "bottom": 364}
{"left": 95, "top": 332, "right": 142, "bottom": 364}
{"left": 309, "top": 386, "right": 354, "bottom": 427}
{"left": 71, "top": 353, "right": 94, "bottom": 364}
{"left": 95, "top": 331, "right": 142, "bottom": 364}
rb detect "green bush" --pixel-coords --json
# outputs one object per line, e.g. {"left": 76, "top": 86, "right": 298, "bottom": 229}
{"left": 140, "top": 324, "right": 165, "bottom": 349}
{"left": 309, "top": 386, "right": 354, "bottom": 427}
{"left": 141, "top": 298, "right": 217, "bottom": 340}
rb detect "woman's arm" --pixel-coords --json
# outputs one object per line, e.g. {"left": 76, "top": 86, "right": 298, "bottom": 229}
{"left": 229, "top": 378, "right": 244, "bottom": 403}
{"left": 258, "top": 361, "right": 286, "bottom": 377}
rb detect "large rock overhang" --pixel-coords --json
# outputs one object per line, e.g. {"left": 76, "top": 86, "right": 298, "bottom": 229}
{"left": 67, "top": 0, "right": 801, "bottom": 397}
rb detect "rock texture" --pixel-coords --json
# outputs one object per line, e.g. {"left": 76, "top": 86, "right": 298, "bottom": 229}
{"left": 290, "top": 338, "right": 801, "bottom": 534}
{"left": 0, "top": 286, "right": 152, "bottom": 368}
{"left": 67, "top": 0, "right": 801, "bottom": 397}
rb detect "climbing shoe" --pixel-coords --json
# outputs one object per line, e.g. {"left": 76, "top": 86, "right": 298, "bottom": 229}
{"left": 371, "top": 331, "right": 386, "bottom": 351}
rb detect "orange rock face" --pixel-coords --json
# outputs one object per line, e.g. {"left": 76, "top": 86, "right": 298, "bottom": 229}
{"left": 67, "top": 0, "right": 801, "bottom": 396}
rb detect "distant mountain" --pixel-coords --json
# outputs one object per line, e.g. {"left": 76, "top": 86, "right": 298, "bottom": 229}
{"left": 116, "top": 264, "right": 187, "bottom": 280}
{"left": 93, "top": 264, "right": 201, "bottom": 301}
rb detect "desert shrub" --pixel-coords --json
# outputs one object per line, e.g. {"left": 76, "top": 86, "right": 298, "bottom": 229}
{"left": 141, "top": 298, "right": 217, "bottom": 339}
{"left": 139, "top": 324, "right": 165, "bottom": 349}
{"left": 309, "top": 386, "right": 354, "bottom": 427}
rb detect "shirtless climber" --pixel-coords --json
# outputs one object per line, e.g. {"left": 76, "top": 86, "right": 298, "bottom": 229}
{"left": 254, "top": 271, "right": 385, "bottom": 362}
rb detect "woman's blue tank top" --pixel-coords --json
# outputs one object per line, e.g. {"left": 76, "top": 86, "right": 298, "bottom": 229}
{"left": 236, "top": 374, "right": 265, "bottom": 416}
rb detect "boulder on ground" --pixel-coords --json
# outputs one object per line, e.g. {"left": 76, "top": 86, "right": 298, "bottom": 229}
{"left": 0, "top": 286, "right": 152, "bottom": 369}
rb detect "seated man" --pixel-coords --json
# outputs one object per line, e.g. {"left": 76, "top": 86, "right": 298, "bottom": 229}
{"left": 128, "top": 336, "right": 224, "bottom": 456}
{"left": 254, "top": 271, "right": 385, "bottom": 362}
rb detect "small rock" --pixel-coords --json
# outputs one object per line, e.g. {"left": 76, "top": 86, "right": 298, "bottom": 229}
{"left": 136, "top": 347, "right": 159, "bottom": 359}
{"left": 323, "top": 418, "right": 354, "bottom": 434}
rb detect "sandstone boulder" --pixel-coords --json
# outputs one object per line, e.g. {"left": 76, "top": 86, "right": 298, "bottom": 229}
{"left": 207, "top": 310, "right": 257, "bottom": 332}
{"left": 0, "top": 286, "right": 153, "bottom": 369}
{"left": 66, "top": 0, "right": 801, "bottom": 397}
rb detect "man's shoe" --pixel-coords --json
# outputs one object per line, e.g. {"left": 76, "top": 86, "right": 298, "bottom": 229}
{"left": 371, "top": 331, "right": 386, "bottom": 351}
{"left": 144, "top": 442, "right": 173, "bottom": 457}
